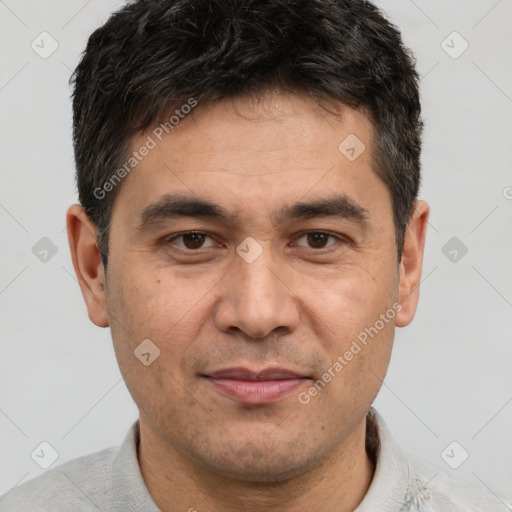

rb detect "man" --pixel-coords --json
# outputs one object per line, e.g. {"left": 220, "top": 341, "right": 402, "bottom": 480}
{"left": 1, "top": 0, "right": 508, "bottom": 510}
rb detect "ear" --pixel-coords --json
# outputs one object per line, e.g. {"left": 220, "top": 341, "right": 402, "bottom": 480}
{"left": 66, "top": 204, "right": 109, "bottom": 327}
{"left": 395, "top": 200, "right": 429, "bottom": 327}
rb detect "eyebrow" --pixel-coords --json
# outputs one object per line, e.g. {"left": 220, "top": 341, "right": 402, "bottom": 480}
{"left": 275, "top": 195, "right": 369, "bottom": 226}
{"left": 138, "top": 194, "right": 230, "bottom": 231}
{"left": 137, "top": 193, "right": 369, "bottom": 231}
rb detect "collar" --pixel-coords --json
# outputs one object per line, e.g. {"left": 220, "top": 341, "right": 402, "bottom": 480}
{"left": 356, "top": 407, "right": 425, "bottom": 511}
{"left": 111, "top": 419, "right": 161, "bottom": 512}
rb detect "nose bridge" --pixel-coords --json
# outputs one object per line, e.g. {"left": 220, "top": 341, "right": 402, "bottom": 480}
{"left": 214, "top": 240, "right": 300, "bottom": 339}
{"left": 240, "top": 253, "right": 282, "bottom": 306}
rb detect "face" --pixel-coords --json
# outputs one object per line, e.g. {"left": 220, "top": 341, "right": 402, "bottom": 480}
{"left": 68, "top": 92, "right": 427, "bottom": 483}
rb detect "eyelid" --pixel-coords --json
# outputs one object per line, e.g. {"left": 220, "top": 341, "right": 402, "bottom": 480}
{"left": 165, "top": 231, "right": 219, "bottom": 250}
{"left": 292, "top": 230, "right": 346, "bottom": 249}
{"left": 163, "top": 229, "right": 349, "bottom": 252}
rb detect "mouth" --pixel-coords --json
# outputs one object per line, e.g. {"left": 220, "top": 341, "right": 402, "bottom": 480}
{"left": 202, "top": 367, "right": 312, "bottom": 405}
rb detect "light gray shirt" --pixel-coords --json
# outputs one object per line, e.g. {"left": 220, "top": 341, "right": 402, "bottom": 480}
{"left": 1, "top": 408, "right": 509, "bottom": 511}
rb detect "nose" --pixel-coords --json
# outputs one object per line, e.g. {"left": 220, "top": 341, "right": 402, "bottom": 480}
{"left": 213, "top": 246, "right": 301, "bottom": 339}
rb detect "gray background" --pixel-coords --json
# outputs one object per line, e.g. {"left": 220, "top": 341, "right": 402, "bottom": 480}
{"left": 1, "top": 0, "right": 511, "bottom": 503}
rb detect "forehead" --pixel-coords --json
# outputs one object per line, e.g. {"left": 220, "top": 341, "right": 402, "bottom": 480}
{"left": 158, "top": 94, "right": 373, "bottom": 169}
{"left": 112, "top": 93, "right": 388, "bottom": 224}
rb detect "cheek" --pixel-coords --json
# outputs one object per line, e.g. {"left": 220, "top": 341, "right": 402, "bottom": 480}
{"left": 105, "top": 268, "right": 205, "bottom": 415}
{"left": 106, "top": 264, "right": 220, "bottom": 389}
{"left": 112, "top": 264, "right": 214, "bottom": 337}
{"left": 299, "top": 257, "right": 398, "bottom": 404}
{"left": 305, "top": 262, "right": 397, "bottom": 337}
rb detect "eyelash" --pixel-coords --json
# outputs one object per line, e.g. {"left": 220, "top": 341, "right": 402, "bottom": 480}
{"left": 164, "top": 230, "right": 346, "bottom": 252}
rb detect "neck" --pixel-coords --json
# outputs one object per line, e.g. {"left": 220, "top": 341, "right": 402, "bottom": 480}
{"left": 138, "top": 416, "right": 375, "bottom": 512}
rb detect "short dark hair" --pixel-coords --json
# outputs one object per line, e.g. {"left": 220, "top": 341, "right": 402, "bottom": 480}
{"left": 71, "top": 0, "right": 422, "bottom": 265}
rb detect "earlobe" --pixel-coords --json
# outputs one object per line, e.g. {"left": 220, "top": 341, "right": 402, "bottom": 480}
{"left": 395, "top": 200, "right": 429, "bottom": 327}
{"left": 66, "top": 204, "right": 110, "bottom": 328}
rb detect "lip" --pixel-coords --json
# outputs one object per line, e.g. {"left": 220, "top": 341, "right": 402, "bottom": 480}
{"left": 203, "top": 367, "right": 311, "bottom": 405}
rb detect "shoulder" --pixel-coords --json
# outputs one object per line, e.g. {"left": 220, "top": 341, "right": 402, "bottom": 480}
{"left": 0, "top": 447, "right": 117, "bottom": 512}
{"left": 364, "top": 408, "right": 511, "bottom": 512}
{"left": 407, "top": 455, "right": 511, "bottom": 511}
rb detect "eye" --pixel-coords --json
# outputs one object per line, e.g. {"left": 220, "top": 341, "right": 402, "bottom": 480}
{"left": 294, "top": 231, "right": 341, "bottom": 249}
{"left": 166, "top": 231, "right": 218, "bottom": 250}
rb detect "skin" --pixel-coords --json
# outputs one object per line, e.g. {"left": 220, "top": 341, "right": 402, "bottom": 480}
{"left": 67, "top": 91, "right": 429, "bottom": 512}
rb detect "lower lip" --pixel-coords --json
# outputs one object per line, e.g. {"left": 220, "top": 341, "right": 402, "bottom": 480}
{"left": 204, "top": 377, "right": 308, "bottom": 404}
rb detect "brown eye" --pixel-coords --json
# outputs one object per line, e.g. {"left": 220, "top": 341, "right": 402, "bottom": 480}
{"left": 168, "top": 232, "right": 216, "bottom": 250}
{"left": 295, "top": 231, "right": 339, "bottom": 249}
{"left": 182, "top": 233, "right": 206, "bottom": 249}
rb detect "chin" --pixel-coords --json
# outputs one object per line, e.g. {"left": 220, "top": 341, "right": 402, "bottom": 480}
{"left": 218, "top": 461, "right": 312, "bottom": 484}
{"left": 199, "top": 443, "right": 326, "bottom": 484}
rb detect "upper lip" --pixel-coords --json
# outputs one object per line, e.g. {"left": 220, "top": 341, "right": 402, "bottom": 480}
{"left": 204, "top": 367, "right": 308, "bottom": 381}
